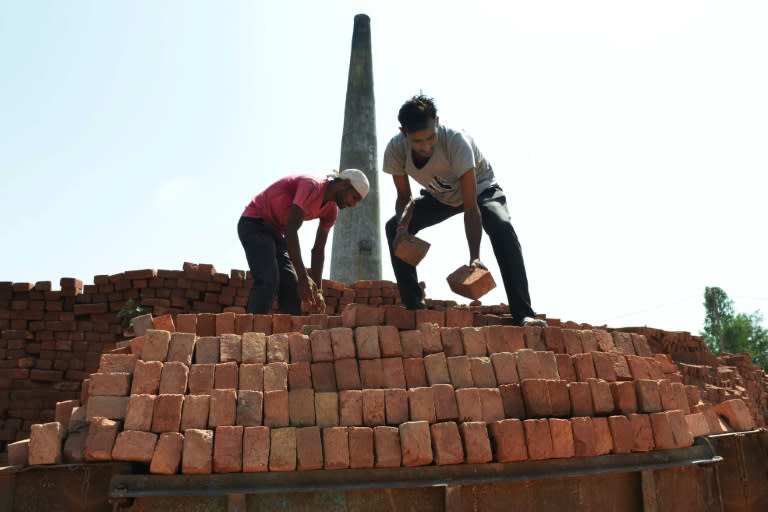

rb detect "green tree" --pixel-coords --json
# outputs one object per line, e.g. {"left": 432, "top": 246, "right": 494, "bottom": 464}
{"left": 702, "top": 286, "right": 768, "bottom": 371}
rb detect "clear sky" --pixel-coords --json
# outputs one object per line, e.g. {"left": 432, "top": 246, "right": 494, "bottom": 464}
{"left": 1, "top": 0, "right": 766, "bottom": 335}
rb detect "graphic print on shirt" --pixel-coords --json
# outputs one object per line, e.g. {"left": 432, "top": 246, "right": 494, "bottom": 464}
{"left": 426, "top": 175, "right": 454, "bottom": 194}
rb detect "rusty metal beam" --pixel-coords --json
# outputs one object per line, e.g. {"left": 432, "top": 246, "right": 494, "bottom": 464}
{"left": 108, "top": 440, "right": 720, "bottom": 500}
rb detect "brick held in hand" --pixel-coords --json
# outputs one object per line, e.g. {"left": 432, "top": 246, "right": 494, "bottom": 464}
{"left": 394, "top": 234, "right": 431, "bottom": 266}
{"left": 446, "top": 265, "right": 497, "bottom": 300}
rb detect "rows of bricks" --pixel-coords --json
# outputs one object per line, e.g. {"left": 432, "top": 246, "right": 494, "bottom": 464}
{"left": 10, "top": 319, "right": 758, "bottom": 470}
{"left": 17, "top": 409, "right": 720, "bottom": 472}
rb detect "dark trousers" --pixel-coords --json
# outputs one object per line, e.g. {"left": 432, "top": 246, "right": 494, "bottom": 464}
{"left": 385, "top": 185, "right": 535, "bottom": 322}
{"left": 237, "top": 216, "right": 301, "bottom": 315}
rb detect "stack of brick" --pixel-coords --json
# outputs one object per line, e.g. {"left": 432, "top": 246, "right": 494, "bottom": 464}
{"left": 10, "top": 314, "right": 758, "bottom": 471}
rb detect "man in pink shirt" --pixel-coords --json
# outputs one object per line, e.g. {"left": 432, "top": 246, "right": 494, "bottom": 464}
{"left": 238, "top": 169, "right": 369, "bottom": 315}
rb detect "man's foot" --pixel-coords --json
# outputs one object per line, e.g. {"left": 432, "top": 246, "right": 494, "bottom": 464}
{"left": 521, "top": 316, "right": 547, "bottom": 328}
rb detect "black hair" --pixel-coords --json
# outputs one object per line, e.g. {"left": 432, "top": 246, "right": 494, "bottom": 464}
{"left": 397, "top": 94, "right": 437, "bottom": 133}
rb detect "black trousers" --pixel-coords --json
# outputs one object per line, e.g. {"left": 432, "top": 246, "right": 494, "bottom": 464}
{"left": 237, "top": 216, "right": 301, "bottom": 315}
{"left": 385, "top": 185, "right": 535, "bottom": 322}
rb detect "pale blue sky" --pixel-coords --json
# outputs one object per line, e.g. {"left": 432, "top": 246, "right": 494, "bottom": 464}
{"left": 1, "top": 0, "right": 766, "bottom": 334}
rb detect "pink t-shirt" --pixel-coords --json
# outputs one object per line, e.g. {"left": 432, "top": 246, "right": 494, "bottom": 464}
{"left": 241, "top": 175, "right": 338, "bottom": 235}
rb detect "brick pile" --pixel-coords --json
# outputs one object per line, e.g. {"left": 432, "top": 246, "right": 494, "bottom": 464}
{"left": 8, "top": 311, "right": 758, "bottom": 471}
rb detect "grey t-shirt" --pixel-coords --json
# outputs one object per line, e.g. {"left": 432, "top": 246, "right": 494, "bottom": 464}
{"left": 382, "top": 124, "right": 496, "bottom": 207}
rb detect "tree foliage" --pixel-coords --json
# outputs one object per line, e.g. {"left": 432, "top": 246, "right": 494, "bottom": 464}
{"left": 702, "top": 286, "right": 768, "bottom": 371}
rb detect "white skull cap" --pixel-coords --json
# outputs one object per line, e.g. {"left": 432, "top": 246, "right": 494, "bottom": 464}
{"left": 339, "top": 168, "right": 369, "bottom": 199}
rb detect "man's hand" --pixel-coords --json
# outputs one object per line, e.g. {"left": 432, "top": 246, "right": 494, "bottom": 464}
{"left": 297, "top": 275, "right": 319, "bottom": 304}
{"left": 470, "top": 258, "right": 487, "bottom": 270}
{"left": 393, "top": 223, "right": 409, "bottom": 249}
{"left": 310, "top": 291, "right": 326, "bottom": 314}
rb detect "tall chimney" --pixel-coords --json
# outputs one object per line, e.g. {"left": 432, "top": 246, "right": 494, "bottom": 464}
{"left": 330, "top": 14, "right": 381, "bottom": 284}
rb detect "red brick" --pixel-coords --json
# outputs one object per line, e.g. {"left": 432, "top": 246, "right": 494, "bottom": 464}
{"left": 523, "top": 418, "right": 553, "bottom": 460}
{"left": 432, "top": 383, "right": 459, "bottom": 422}
{"left": 378, "top": 325, "right": 402, "bottom": 357}
{"left": 636, "top": 380, "right": 663, "bottom": 413}
{"left": 125, "top": 394, "right": 156, "bottom": 431}
{"left": 334, "top": 389, "right": 363, "bottom": 426}
{"left": 166, "top": 332, "right": 196, "bottom": 366}
{"left": 607, "top": 415, "right": 634, "bottom": 454}
{"left": 243, "top": 426, "right": 270, "bottom": 472}
{"left": 421, "top": 353, "right": 449, "bottom": 386}
{"left": 447, "top": 265, "right": 496, "bottom": 300}
{"left": 408, "top": 387, "right": 436, "bottom": 423}
{"left": 110, "top": 430, "right": 157, "bottom": 463}
{"left": 628, "top": 414, "right": 655, "bottom": 452}
{"left": 86, "top": 396, "right": 129, "bottom": 421}
{"left": 271, "top": 314, "right": 292, "bottom": 334}
{"left": 685, "top": 412, "right": 711, "bottom": 438}
{"left": 489, "top": 419, "right": 528, "bottom": 462}
{"left": 394, "top": 234, "right": 431, "bottom": 266}
{"left": 592, "top": 416, "right": 613, "bottom": 455}
{"left": 455, "top": 387, "right": 483, "bottom": 422}
{"left": 311, "top": 362, "right": 337, "bottom": 392}
{"left": 348, "top": 426, "right": 375, "bottom": 469}
{"left": 649, "top": 412, "right": 676, "bottom": 450}
{"left": 429, "top": 422, "right": 463, "bottom": 465}
{"left": 263, "top": 362, "right": 288, "bottom": 392}
{"left": 296, "top": 426, "right": 323, "bottom": 471}
{"left": 286, "top": 333, "right": 311, "bottom": 363}
{"left": 309, "top": 330, "right": 334, "bottom": 362}
{"left": 268, "top": 427, "right": 296, "bottom": 471}
{"left": 447, "top": 356, "right": 474, "bottom": 389}
{"left": 521, "top": 378, "right": 552, "bottom": 418}
{"left": 143, "top": 329, "right": 172, "bottom": 361}
{"left": 362, "top": 388, "right": 386, "bottom": 426}
{"left": 158, "top": 362, "right": 189, "bottom": 395}
{"left": 666, "top": 410, "right": 694, "bottom": 448}
{"left": 499, "top": 384, "right": 526, "bottom": 419}
{"left": 592, "top": 351, "right": 617, "bottom": 382}
{"left": 252, "top": 314, "right": 272, "bottom": 335}
{"left": 460, "top": 327, "right": 486, "bottom": 356}
{"left": 469, "top": 356, "right": 497, "bottom": 388}
{"left": 219, "top": 334, "right": 242, "bottom": 363}
{"left": 354, "top": 326, "right": 380, "bottom": 359}
{"left": 400, "top": 421, "right": 433, "bottom": 466}
{"left": 572, "top": 353, "right": 596, "bottom": 381}
{"left": 150, "top": 432, "right": 184, "bottom": 474}
{"left": 602, "top": 383, "right": 635, "bottom": 419}
{"left": 334, "top": 358, "right": 362, "bottom": 390}
{"left": 194, "top": 336, "right": 220, "bottom": 364}
{"left": 315, "top": 392, "right": 340, "bottom": 427}
{"left": 571, "top": 417, "right": 598, "bottom": 457}
{"left": 516, "top": 349, "right": 544, "bottom": 380}
{"left": 569, "top": 381, "right": 594, "bottom": 417}
{"left": 267, "top": 333, "right": 290, "bottom": 362}
{"left": 594, "top": 330, "right": 615, "bottom": 351}
{"left": 358, "top": 358, "right": 384, "bottom": 389}
{"left": 181, "top": 394, "right": 210, "bottom": 430}
{"left": 541, "top": 327, "right": 566, "bottom": 354}
{"left": 238, "top": 363, "right": 263, "bottom": 391}
{"left": 233, "top": 313, "right": 253, "bottom": 335}
{"left": 175, "top": 314, "right": 198, "bottom": 334}
{"left": 263, "top": 389, "right": 289, "bottom": 427}
{"left": 341, "top": 303, "right": 385, "bottom": 328}
{"left": 89, "top": 372, "right": 132, "bottom": 396}
{"left": 188, "top": 363, "right": 215, "bottom": 395}
{"left": 523, "top": 326, "right": 545, "bottom": 350}
{"left": 440, "top": 327, "right": 464, "bottom": 356}
{"left": 85, "top": 417, "right": 120, "bottom": 461}
{"left": 478, "top": 388, "right": 505, "bottom": 423}
{"left": 403, "top": 357, "right": 427, "bottom": 389}
{"left": 588, "top": 378, "right": 615, "bottom": 416}
{"left": 714, "top": 399, "right": 756, "bottom": 431}
{"left": 373, "top": 426, "right": 401, "bottom": 468}
{"left": 384, "top": 306, "right": 416, "bottom": 331}
{"left": 546, "top": 379, "right": 571, "bottom": 418}
{"left": 242, "top": 332, "right": 267, "bottom": 363}
{"left": 490, "top": 352, "right": 519, "bottom": 385}
{"left": 289, "top": 389, "right": 315, "bottom": 427}
{"left": 561, "top": 329, "right": 583, "bottom": 354}
{"left": 151, "top": 394, "right": 184, "bottom": 433}
{"left": 29, "top": 421, "right": 65, "bottom": 464}
{"left": 548, "top": 418, "right": 575, "bottom": 458}
{"left": 608, "top": 352, "right": 632, "bottom": 380}
{"left": 626, "top": 355, "right": 652, "bottom": 380}
{"left": 399, "top": 330, "right": 424, "bottom": 358}
{"left": 98, "top": 353, "right": 138, "bottom": 373}
{"left": 322, "top": 426, "right": 350, "bottom": 469}
{"left": 417, "top": 322, "right": 443, "bottom": 355}
{"left": 382, "top": 357, "right": 407, "bottom": 389}
{"left": 416, "top": 309, "right": 445, "bottom": 328}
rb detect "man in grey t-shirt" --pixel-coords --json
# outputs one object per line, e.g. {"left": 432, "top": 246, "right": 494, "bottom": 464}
{"left": 383, "top": 94, "right": 545, "bottom": 327}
